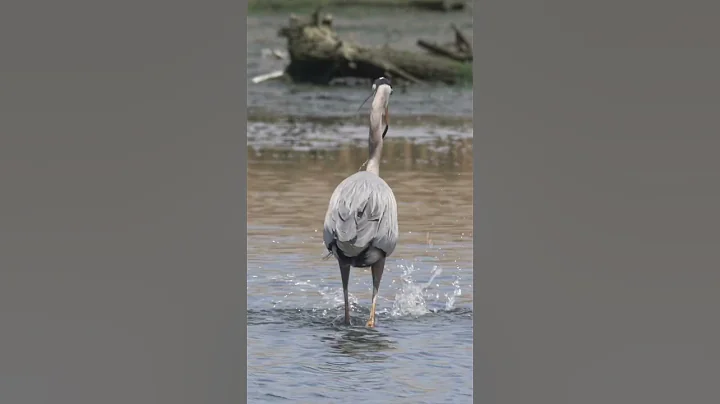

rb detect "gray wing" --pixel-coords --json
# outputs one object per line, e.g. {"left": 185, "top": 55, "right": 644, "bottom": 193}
{"left": 323, "top": 172, "right": 399, "bottom": 258}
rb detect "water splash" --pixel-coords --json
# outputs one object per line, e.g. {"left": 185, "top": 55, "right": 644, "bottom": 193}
{"left": 390, "top": 264, "right": 460, "bottom": 317}
{"left": 317, "top": 286, "right": 360, "bottom": 312}
{"left": 250, "top": 261, "right": 466, "bottom": 322}
{"left": 445, "top": 276, "right": 463, "bottom": 311}
{"left": 312, "top": 263, "right": 460, "bottom": 319}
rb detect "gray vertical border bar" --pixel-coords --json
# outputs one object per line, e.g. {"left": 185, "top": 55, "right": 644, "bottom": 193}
{"left": 0, "top": 1, "right": 248, "bottom": 403}
{"left": 474, "top": 0, "right": 720, "bottom": 403}
{"left": 241, "top": 2, "right": 250, "bottom": 402}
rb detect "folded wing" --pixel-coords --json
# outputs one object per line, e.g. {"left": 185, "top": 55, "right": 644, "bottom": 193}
{"left": 323, "top": 172, "right": 399, "bottom": 258}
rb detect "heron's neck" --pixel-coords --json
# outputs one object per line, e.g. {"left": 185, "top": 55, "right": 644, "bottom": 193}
{"left": 366, "top": 105, "right": 385, "bottom": 175}
{"left": 366, "top": 140, "right": 383, "bottom": 175}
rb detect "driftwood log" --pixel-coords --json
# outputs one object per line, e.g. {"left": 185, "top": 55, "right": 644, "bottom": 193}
{"left": 276, "top": 9, "right": 470, "bottom": 85}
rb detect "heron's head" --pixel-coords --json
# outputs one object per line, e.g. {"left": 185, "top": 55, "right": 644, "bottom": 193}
{"left": 370, "top": 76, "right": 393, "bottom": 111}
{"left": 357, "top": 77, "right": 393, "bottom": 139}
{"left": 357, "top": 77, "right": 393, "bottom": 115}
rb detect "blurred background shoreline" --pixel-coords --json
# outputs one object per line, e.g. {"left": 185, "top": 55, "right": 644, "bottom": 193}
{"left": 249, "top": 0, "right": 473, "bottom": 14}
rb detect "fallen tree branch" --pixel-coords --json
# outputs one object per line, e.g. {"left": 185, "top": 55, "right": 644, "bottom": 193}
{"left": 416, "top": 39, "right": 470, "bottom": 62}
{"left": 450, "top": 23, "right": 472, "bottom": 53}
{"left": 416, "top": 24, "right": 472, "bottom": 63}
{"left": 276, "top": 8, "right": 469, "bottom": 85}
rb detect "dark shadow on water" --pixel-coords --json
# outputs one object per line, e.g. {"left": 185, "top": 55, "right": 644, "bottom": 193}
{"left": 263, "top": 392, "right": 291, "bottom": 401}
{"left": 321, "top": 327, "right": 397, "bottom": 362}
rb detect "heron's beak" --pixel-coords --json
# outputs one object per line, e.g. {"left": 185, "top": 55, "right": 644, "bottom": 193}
{"left": 356, "top": 89, "right": 376, "bottom": 115}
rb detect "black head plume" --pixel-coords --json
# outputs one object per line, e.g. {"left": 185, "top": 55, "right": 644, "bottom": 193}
{"left": 371, "top": 76, "right": 392, "bottom": 92}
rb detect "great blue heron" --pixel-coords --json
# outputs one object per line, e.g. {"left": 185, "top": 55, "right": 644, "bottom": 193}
{"left": 323, "top": 77, "right": 399, "bottom": 328}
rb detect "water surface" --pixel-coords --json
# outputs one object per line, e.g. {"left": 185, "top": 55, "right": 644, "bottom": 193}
{"left": 247, "top": 9, "right": 473, "bottom": 403}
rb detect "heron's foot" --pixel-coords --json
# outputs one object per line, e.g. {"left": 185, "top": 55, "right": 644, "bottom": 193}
{"left": 366, "top": 318, "right": 375, "bottom": 328}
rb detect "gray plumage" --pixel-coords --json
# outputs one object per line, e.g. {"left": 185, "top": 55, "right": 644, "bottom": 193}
{"left": 323, "top": 77, "right": 397, "bottom": 327}
{"left": 323, "top": 170, "right": 399, "bottom": 263}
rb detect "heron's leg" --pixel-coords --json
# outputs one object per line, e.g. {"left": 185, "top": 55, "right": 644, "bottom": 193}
{"left": 366, "top": 257, "right": 386, "bottom": 328}
{"left": 340, "top": 264, "right": 351, "bottom": 325}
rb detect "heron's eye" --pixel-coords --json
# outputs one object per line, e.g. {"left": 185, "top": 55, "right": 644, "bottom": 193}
{"left": 357, "top": 211, "right": 364, "bottom": 218}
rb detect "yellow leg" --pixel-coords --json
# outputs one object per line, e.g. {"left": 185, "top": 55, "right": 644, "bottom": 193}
{"left": 366, "top": 257, "right": 385, "bottom": 328}
{"left": 366, "top": 294, "right": 378, "bottom": 327}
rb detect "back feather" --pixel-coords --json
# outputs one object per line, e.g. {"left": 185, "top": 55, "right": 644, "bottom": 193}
{"left": 323, "top": 172, "right": 398, "bottom": 258}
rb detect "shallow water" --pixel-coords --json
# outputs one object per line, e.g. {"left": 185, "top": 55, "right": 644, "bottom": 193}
{"left": 247, "top": 9, "right": 473, "bottom": 403}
